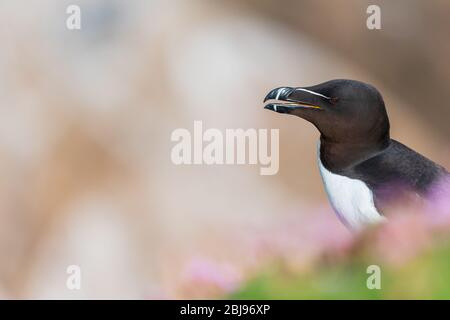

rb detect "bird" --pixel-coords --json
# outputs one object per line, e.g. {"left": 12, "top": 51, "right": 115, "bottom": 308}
{"left": 264, "top": 79, "right": 449, "bottom": 231}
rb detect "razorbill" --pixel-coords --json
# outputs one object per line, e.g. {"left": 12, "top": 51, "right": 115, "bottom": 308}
{"left": 264, "top": 79, "right": 448, "bottom": 230}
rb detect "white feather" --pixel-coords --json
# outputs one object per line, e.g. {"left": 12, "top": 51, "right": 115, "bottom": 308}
{"left": 317, "top": 142, "right": 385, "bottom": 231}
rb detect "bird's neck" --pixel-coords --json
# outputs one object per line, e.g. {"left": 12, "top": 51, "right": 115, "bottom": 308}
{"left": 319, "top": 136, "right": 390, "bottom": 173}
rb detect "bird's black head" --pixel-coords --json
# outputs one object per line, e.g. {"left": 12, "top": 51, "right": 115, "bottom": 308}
{"left": 264, "top": 79, "right": 390, "bottom": 145}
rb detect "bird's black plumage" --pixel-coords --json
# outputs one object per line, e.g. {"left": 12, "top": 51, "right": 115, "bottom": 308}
{"left": 338, "top": 139, "right": 448, "bottom": 206}
{"left": 264, "top": 79, "right": 448, "bottom": 222}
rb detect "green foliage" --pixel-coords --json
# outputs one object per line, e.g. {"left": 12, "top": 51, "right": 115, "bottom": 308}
{"left": 229, "top": 243, "right": 450, "bottom": 300}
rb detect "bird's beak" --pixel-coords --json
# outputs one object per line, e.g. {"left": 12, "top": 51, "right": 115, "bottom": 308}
{"left": 264, "top": 87, "right": 323, "bottom": 113}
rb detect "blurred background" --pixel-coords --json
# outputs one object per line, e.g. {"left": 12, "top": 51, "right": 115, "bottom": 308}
{"left": 0, "top": 0, "right": 449, "bottom": 299}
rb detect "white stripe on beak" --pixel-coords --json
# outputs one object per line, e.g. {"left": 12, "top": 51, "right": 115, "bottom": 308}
{"left": 295, "top": 88, "right": 330, "bottom": 99}
{"left": 275, "top": 88, "right": 285, "bottom": 100}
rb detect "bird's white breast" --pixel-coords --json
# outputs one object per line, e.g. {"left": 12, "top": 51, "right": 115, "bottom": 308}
{"left": 317, "top": 143, "right": 385, "bottom": 231}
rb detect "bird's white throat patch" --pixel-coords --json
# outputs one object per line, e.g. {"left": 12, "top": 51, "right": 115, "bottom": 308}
{"left": 317, "top": 142, "right": 385, "bottom": 231}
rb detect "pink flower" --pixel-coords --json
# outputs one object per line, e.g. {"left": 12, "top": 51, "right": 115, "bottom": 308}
{"left": 370, "top": 213, "right": 431, "bottom": 266}
{"left": 425, "top": 176, "right": 450, "bottom": 228}
{"left": 180, "top": 256, "right": 242, "bottom": 296}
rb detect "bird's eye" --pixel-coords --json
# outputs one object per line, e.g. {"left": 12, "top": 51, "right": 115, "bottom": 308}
{"left": 330, "top": 97, "right": 339, "bottom": 105}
